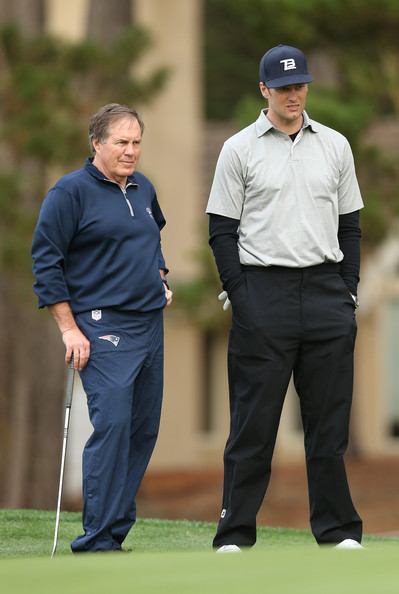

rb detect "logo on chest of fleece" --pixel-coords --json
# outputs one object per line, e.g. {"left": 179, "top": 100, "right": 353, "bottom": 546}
{"left": 146, "top": 207, "right": 154, "bottom": 219}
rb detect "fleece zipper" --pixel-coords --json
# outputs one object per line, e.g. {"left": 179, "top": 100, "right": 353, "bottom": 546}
{"left": 121, "top": 185, "right": 134, "bottom": 216}
{"left": 104, "top": 179, "right": 138, "bottom": 217}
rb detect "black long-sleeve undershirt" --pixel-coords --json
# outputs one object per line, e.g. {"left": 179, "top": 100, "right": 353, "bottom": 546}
{"left": 209, "top": 214, "right": 242, "bottom": 296}
{"left": 209, "top": 210, "right": 361, "bottom": 296}
{"left": 337, "top": 210, "right": 361, "bottom": 294}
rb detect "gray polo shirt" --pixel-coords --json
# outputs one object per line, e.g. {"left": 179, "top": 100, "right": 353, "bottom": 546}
{"left": 206, "top": 110, "right": 364, "bottom": 268}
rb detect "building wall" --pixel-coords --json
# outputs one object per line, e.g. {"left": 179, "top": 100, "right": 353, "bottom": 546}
{"left": 354, "top": 234, "right": 399, "bottom": 456}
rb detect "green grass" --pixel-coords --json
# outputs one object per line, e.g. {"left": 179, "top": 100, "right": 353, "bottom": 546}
{"left": 1, "top": 509, "right": 398, "bottom": 594}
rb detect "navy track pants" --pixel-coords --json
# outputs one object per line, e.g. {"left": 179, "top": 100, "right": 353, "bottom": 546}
{"left": 71, "top": 308, "right": 164, "bottom": 552}
{"left": 213, "top": 263, "right": 362, "bottom": 548}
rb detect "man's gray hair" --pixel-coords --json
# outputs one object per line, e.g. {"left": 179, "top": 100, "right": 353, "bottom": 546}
{"left": 89, "top": 103, "right": 144, "bottom": 154}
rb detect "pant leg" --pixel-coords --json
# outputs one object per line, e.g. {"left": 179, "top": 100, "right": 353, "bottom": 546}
{"left": 213, "top": 268, "right": 300, "bottom": 548}
{"left": 294, "top": 267, "right": 362, "bottom": 544}
{"left": 71, "top": 309, "right": 163, "bottom": 552}
{"left": 111, "top": 311, "right": 164, "bottom": 544}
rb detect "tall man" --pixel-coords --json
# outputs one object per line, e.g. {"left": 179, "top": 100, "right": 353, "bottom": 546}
{"left": 206, "top": 45, "right": 363, "bottom": 551}
{"left": 32, "top": 103, "right": 172, "bottom": 553}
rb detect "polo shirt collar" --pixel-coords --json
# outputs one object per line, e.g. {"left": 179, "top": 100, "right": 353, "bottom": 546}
{"left": 302, "top": 111, "right": 319, "bottom": 133}
{"left": 255, "top": 109, "right": 318, "bottom": 137}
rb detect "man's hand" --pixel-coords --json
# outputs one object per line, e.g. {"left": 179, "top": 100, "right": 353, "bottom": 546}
{"left": 164, "top": 287, "right": 173, "bottom": 307}
{"left": 49, "top": 302, "right": 90, "bottom": 370}
{"left": 160, "top": 271, "right": 173, "bottom": 307}
{"left": 218, "top": 291, "right": 231, "bottom": 311}
{"left": 62, "top": 327, "right": 91, "bottom": 370}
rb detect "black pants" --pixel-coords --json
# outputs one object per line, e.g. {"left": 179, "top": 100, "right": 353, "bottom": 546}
{"left": 213, "top": 264, "right": 362, "bottom": 547}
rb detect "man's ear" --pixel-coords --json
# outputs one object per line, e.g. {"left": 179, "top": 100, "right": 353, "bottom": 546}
{"left": 92, "top": 138, "right": 100, "bottom": 153}
{"left": 259, "top": 82, "right": 270, "bottom": 100}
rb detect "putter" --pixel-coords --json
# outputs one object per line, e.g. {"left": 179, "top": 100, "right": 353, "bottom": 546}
{"left": 51, "top": 356, "right": 75, "bottom": 558}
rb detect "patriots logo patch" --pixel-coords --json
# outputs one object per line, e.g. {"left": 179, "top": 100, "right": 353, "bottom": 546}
{"left": 98, "top": 335, "right": 120, "bottom": 347}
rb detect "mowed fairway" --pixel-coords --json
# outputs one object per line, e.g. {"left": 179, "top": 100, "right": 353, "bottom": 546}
{"left": 3, "top": 547, "right": 399, "bottom": 594}
{"left": 1, "top": 510, "right": 398, "bottom": 594}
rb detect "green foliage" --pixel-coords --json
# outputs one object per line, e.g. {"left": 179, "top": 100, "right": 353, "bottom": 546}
{"left": 0, "top": 173, "right": 37, "bottom": 275}
{"left": 359, "top": 191, "right": 388, "bottom": 246}
{"left": 206, "top": 0, "right": 399, "bottom": 120}
{"left": 0, "top": 24, "right": 168, "bottom": 165}
{"left": 0, "top": 24, "right": 168, "bottom": 279}
{"left": 171, "top": 235, "right": 232, "bottom": 332}
{"left": 305, "top": 88, "right": 373, "bottom": 148}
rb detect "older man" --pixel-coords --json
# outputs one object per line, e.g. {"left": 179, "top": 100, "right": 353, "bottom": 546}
{"left": 32, "top": 103, "right": 172, "bottom": 553}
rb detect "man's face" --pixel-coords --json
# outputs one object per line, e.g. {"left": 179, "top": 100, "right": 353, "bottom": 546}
{"left": 92, "top": 117, "right": 142, "bottom": 185}
{"left": 259, "top": 83, "right": 308, "bottom": 131}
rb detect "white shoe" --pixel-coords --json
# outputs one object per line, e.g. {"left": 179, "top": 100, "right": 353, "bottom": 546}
{"left": 216, "top": 545, "right": 242, "bottom": 553}
{"left": 334, "top": 539, "right": 364, "bottom": 549}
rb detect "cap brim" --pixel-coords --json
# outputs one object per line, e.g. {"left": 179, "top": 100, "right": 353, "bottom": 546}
{"left": 264, "top": 74, "right": 313, "bottom": 88}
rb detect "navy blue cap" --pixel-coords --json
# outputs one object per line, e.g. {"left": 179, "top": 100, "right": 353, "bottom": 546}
{"left": 259, "top": 44, "right": 313, "bottom": 88}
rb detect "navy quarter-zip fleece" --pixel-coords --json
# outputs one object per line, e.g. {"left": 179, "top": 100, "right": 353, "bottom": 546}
{"left": 32, "top": 158, "right": 168, "bottom": 313}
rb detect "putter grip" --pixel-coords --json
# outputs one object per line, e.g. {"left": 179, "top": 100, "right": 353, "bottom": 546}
{"left": 65, "top": 357, "right": 75, "bottom": 408}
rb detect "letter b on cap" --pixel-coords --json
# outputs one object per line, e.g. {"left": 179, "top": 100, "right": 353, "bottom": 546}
{"left": 280, "top": 58, "right": 296, "bottom": 71}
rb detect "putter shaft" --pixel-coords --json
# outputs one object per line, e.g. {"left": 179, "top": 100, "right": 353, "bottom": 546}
{"left": 51, "top": 357, "right": 75, "bottom": 558}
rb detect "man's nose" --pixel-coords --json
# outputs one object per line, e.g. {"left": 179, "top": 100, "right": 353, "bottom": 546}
{"left": 124, "top": 143, "right": 136, "bottom": 155}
